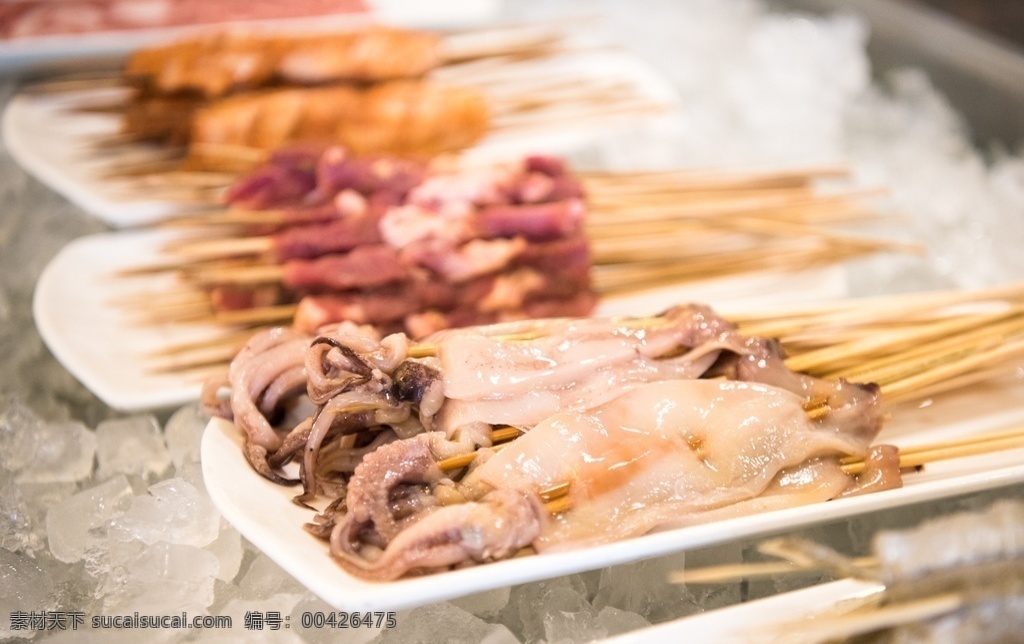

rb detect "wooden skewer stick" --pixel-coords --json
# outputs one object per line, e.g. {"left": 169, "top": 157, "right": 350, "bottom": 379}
{"left": 880, "top": 337, "right": 1024, "bottom": 405}
{"left": 436, "top": 426, "right": 524, "bottom": 472}
{"left": 783, "top": 308, "right": 1022, "bottom": 374}
{"left": 834, "top": 314, "right": 1024, "bottom": 385}
{"left": 141, "top": 279, "right": 1024, "bottom": 389}
{"left": 214, "top": 305, "right": 299, "bottom": 327}
{"left": 668, "top": 556, "right": 878, "bottom": 585}
{"left": 156, "top": 209, "right": 291, "bottom": 228}
{"left": 779, "top": 593, "right": 963, "bottom": 644}
{"left": 145, "top": 344, "right": 244, "bottom": 374}
{"left": 734, "top": 282, "right": 1024, "bottom": 339}
{"left": 840, "top": 425, "right": 1024, "bottom": 475}
{"left": 580, "top": 163, "right": 849, "bottom": 183}
{"left": 153, "top": 185, "right": 879, "bottom": 232}
{"left": 167, "top": 236, "right": 274, "bottom": 261}
{"left": 137, "top": 239, "right": 879, "bottom": 328}
{"left": 165, "top": 231, "right": 904, "bottom": 290}
{"left": 147, "top": 328, "right": 273, "bottom": 358}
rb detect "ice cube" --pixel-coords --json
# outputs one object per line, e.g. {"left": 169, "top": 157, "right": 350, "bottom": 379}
{"left": 477, "top": 625, "right": 521, "bottom": 644}
{"left": 175, "top": 460, "right": 207, "bottom": 493}
{"left": 17, "top": 421, "right": 96, "bottom": 484}
{"left": 95, "top": 416, "right": 172, "bottom": 482}
{"left": 593, "top": 554, "right": 688, "bottom": 621}
{"left": 0, "top": 397, "right": 42, "bottom": 473}
{"left": 210, "top": 578, "right": 242, "bottom": 613}
{"left": 89, "top": 539, "right": 145, "bottom": 600}
{"left": 46, "top": 475, "right": 133, "bottom": 563}
{"left": 164, "top": 403, "right": 208, "bottom": 468}
{"left": 0, "top": 474, "right": 33, "bottom": 552}
{"left": 238, "top": 553, "right": 307, "bottom": 600}
{"left": 11, "top": 481, "right": 77, "bottom": 556}
{"left": 108, "top": 477, "right": 220, "bottom": 548}
{"left": 376, "top": 603, "right": 516, "bottom": 644}
{"left": 207, "top": 522, "right": 244, "bottom": 582}
{"left": 100, "top": 542, "right": 219, "bottom": 614}
{"left": 502, "top": 576, "right": 592, "bottom": 644}
{"left": 540, "top": 587, "right": 603, "bottom": 644}
{"left": 0, "top": 283, "right": 10, "bottom": 323}
{"left": 596, "top": 606, "right": 650, "bottom": 638}
{"left": 0, "top": 549, "right": 56, "bottom": 640}
{"left": 450, "top": 585, "right": 512, "bottom": 619}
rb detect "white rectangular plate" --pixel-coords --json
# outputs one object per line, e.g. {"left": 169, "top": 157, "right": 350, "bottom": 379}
{"left": 33, "top": 228, "right": 848, "bottom": 411}
{"left": 603, "top": 578, "right": 885, "bottom": 644}
{"left": 4, "top": 47, "right": 680, "bottom": 227}
{"left": 201, "top": 356, "right": 1024, "bottom": 612}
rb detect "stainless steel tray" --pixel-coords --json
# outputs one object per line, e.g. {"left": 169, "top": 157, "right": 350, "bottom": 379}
{"left": 780, "top": 0, "right": 1024, "bottom": 147}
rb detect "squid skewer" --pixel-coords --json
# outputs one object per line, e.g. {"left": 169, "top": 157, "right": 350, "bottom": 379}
{"left": 543, "top": 424, "right": 1024, "bottom": 517}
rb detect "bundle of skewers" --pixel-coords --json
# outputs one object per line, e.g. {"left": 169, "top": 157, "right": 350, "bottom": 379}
{"left": 53, "top": 21, "right": 674, "bottom": 181}
{"left": 117, "top": 147, "right": 911, "bottom": 376}
{"left": 676, "top": 499, "right": 1024, "bottom": 642}
{"left": 201, "top": 285, "right": 1024, "bottom": 581}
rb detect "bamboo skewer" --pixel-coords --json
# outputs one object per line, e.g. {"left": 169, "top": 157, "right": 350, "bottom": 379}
{"left": 436, "top": 426, "right": 524, "bottom": 472}
{"left": 781, "top": 593, "right": 964, "bottom": 643}
{"left": 734, "top": 284, "right": 1024, "bottom": 341}
{"left": 149, "top": 165, "right": 869, "bottom": 230}
{"left": 782, "top": 308, "right": 1023, "bottom": 374}
{"left": 149, "top": 233, "right": 905, "bottom": 292}
{"left": 840, "top": 426, "right": 1024, "bottom": 475}
{"left": 668, "top": 557, "right": 879, "bottom": 585}
{"left": 123, "top": 242, "right": 871, "bottom": 326}
{"left": 140, "top": 281, "right": 1024, "bottom": 387}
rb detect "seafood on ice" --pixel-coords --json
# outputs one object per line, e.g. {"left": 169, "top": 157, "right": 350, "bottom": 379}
{"left": 202, "top": 304, "right": 899, "bottom": 580}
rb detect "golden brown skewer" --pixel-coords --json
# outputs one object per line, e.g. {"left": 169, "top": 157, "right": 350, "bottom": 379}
{"left": 79, "top": 52, "right": 673, "bottom": 176}
{"left": 33, "top": 22, "right": 569, "bottom": 99}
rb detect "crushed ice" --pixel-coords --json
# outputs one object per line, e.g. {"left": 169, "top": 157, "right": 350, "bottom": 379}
{"left": 3, "top": 1, "right": 1024, "bottom": 641}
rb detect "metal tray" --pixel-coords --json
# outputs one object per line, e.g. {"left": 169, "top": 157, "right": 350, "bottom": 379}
{"left": 779, "top": 0, "right": 1024, "bottom": 147}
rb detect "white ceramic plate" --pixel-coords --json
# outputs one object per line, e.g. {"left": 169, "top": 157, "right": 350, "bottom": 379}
{"left": 4, "top": 48, "right": 680, "bottom": 227}
{"left": 32, "top": 229, "right": 231, "bottom": 411}
{"left": 0, "top": 0, "right": 502, "bottom": 74}
{"left": 32, "top": 228, "right": 848, "bottom": 411}
{"left": 200, "top": 373, "right": 1024, "bottom": 612}
{"left": 602, "top": 578, "right": 886, "bottom": 644}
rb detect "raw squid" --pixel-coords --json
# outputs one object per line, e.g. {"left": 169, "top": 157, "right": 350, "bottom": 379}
{"left": 468, "top": 379, "right": 887, "bottom": 550}
{"left": 331, "top": 378, "right": 897, "bottom": 579}
{"left": 430, "top": 303, "right": 752, "bottom": 433}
